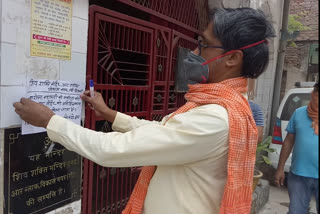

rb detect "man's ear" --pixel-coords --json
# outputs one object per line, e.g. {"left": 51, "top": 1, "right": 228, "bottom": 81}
{"left": 225, "top": 50, "right": 243, "bottom": 67}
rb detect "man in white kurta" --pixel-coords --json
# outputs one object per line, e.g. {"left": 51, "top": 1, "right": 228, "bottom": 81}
{"left": 46, "top": 104, "right": 229, "bottom": 214}
{"left": 14, "top": 7, "right": 275, "bottom": 214}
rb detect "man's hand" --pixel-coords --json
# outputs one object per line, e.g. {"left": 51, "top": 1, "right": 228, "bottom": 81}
{"left": 274, "top": 169, "right": 285, "bottom": 187}
{"left": 81, "top": 91, "right": 117, "bottom": 123}
{"left": 13, "top": 98, "right": 55, "bottom": 128}
{"left": 274, "top": 133, "right": 294, "bottom": 188}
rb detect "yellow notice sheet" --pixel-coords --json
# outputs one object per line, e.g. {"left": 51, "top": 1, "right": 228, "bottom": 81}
{"left": 31, "top": 0, "right": 72, "bottom": 60}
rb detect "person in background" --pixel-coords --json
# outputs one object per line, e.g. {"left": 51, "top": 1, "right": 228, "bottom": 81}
{"left": 249, "top": 100, "right": 264, "bottom": 143}
{"left": 274, "top": 82, "right": 319, "bottom": 214}
{"left": 13, "top": 8, "right": 275, "bottom": 214}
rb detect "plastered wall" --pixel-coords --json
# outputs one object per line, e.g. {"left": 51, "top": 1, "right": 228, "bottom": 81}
{"left": 0, "top": 0, "right": 89, "bottom": 213}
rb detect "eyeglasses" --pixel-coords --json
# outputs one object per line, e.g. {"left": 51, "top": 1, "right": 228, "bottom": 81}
{"left": 197, "top": 39, "right": 224, "bottom": 56}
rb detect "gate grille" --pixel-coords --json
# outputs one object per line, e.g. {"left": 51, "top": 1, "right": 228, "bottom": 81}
{"left": 94, "top": 14, "right": 153, "bottom": 86}
{"left": 96, "top": 86, "right": 149, "bottom": 114}
{"left": 84, "top": 5, "right": 198, "bottom": 213}
{"left": 117, "top": 0, "right": 209, "bottom": 31}
{"left": 168, "top": 31, "right": 197, "bottom": 112}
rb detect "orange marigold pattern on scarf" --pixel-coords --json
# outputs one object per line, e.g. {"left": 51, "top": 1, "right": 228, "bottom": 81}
{"left": 122, "top": 77, "right": 258, "bottom": 214}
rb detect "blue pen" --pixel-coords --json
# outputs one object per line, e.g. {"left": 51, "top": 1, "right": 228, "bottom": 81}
{"left": 89, "top": 80, "right": 94, "bottom": 97}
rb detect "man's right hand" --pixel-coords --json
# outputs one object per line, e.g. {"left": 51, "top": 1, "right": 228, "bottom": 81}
{"left": 274, "top": 169, "right": 285, "bottom": 187}
{"left": 81, "top": 91, "right": 117, "bottom": 123}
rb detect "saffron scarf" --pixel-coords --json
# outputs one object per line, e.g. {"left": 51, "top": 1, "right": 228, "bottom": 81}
{"left": 307, "top": 90, "right": 319, "bottom": 135}
{"left": 122, "top": 77, "right": 258, "bottom": 214}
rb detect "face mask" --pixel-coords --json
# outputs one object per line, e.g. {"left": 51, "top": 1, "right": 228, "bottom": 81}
{"left": 174, "top": 39, "right": 268, "bottom": 92}
{"left": 174, "top": 48, "right": 209, "bottom": 92}
{"left": 183, "top": 52, "right": 209, "bottom": 85}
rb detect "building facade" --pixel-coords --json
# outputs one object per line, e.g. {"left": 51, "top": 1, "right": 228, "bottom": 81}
{"left": 282, "top": 0, "right": 318, "bottom": 99}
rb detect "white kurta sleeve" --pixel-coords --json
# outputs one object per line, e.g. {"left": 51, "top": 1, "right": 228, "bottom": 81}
{"left": 111, "top": 112, "right": 165, "bottom": 133}
{"left": 46, "top": 105, "right": 229, "bottom": 167}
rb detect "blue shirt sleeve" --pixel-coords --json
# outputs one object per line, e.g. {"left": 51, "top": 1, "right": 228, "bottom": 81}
{"left": 286, "top": 110, "right": 296, "bottom": 134}
{"left": 249, "top": 101, "right": 264, "bottom": 127}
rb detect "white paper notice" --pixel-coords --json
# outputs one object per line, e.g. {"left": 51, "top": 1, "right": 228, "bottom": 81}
{"left": 22, "top": 79, "right": 85, "bottom": 135}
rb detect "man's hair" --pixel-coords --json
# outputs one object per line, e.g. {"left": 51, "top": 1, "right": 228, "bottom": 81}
{"left": 314, "top": 82, "right": 319, "bottom": 92}
{"left": 210, "top": 8, "right": 276, "bottom": 78}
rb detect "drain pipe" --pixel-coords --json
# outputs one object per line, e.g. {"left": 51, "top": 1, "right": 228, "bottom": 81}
{"left": 269, "top": 0, "right": 291, "bottom": 135}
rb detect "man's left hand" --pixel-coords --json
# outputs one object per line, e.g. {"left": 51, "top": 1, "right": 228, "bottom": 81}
{"left": 13, "top": 98, "right": 55, "bottom": 128}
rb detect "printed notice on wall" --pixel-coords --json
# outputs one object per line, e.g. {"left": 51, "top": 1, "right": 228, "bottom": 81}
{"left": 31, "top": 0, "right": 72, "bottom": 60}
{"left": 22, "top": 79, "right": 84, "bottom": 135}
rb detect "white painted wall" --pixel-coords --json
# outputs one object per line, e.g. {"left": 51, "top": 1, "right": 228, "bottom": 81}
{"left": 208, "top": 0, "right": 251, "bottom": 9}
{"left": 0, "top": 0, "right": 89, "bottom": 128}
{"left": 0, "top": 0, "right": 89, "bottom": 213}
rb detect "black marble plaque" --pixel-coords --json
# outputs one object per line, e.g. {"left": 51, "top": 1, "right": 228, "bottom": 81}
{"left": 4, "top": 128, "right": 81, "bottom": 214}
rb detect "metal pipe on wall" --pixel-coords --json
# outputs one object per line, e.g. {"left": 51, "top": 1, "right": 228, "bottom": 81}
{"left": 269, "top": 0, "right": 291, "bottom": 135}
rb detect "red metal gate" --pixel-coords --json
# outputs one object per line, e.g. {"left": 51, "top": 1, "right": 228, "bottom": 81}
{"left": 84, "top": 3, "right": 201, "bottom": 213}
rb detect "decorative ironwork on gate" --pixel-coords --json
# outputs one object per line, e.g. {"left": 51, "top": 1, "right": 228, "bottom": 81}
{"left": 84, "top": 4, "right": 200, "bottom": 213}
{"left": 117, "top": 0, "right": 209, "bottom": 32}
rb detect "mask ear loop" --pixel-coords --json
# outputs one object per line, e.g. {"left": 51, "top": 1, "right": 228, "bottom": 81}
{"left": 201, "top": 40, "right": 268, "bottom": 66}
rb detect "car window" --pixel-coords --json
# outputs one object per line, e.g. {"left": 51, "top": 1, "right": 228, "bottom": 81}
{"left": 280, "top": 93, "right": 311, "bottom": 120}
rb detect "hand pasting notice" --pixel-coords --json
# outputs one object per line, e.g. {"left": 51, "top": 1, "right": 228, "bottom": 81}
{"left": 22, "top": 79, "right": 84, "bottom": 135}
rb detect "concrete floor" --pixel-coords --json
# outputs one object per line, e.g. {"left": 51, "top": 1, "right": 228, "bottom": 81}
{"left": 259, "top": 185, "right": 318, "bottom": 214}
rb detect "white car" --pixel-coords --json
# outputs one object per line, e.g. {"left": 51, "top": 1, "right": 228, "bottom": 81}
{"left": 268, "top": 83, "right": 314, "bottom": 172}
